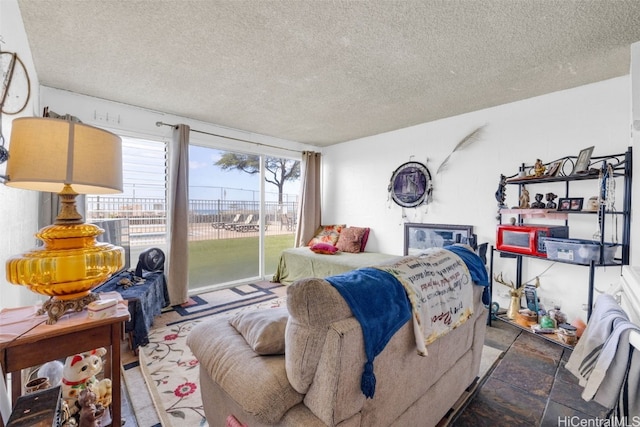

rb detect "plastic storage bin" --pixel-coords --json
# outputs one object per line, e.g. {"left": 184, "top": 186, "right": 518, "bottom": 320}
{"left": 543, "top": 238, "right": 617, "bottom": 265}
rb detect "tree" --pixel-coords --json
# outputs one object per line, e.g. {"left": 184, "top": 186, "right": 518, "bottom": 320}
{"left": 215, "top": 153, "right": 300, "bottom": 203}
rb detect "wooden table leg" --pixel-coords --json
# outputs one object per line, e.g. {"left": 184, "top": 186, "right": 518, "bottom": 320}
{"left": 10, "top": 372, "right": 20, "bottom": 407}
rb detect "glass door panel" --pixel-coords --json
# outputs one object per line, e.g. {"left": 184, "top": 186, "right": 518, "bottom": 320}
{"left": 188, "top": 146, "right": 260, "bottom": 290}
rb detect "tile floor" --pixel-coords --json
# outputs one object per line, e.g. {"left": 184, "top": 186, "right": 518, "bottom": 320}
{"left": 453, "top": 320, "right": 608, "bottom": 427}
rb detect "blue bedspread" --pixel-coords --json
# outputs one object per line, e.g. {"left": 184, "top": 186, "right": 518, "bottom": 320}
{"left": 325, "top": 267, "right": 411, "bottom": 398}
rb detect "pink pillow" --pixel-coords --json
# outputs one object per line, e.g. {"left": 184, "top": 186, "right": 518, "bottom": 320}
{"left": 336, "top": 227, "right": 369, "bottom": 253}
{"left": 310, "top": 243, "right": 338, "bottom": 255}
{"left": 307, "top": 224, "right": 346, "bottom": 246}
{"left": 360, "top": 228, "right": 370, "bottom": 252}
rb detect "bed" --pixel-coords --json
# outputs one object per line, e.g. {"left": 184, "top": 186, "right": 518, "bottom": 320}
{"left": 272, "top": 246, "right": 401, "bottom": 285}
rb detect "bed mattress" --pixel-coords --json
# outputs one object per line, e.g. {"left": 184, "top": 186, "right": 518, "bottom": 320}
{"left": 272, "top": 246, "right": 401, "bottom": 285}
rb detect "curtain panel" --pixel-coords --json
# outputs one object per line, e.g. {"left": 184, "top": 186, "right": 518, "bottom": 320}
{"left": 295, "top": 151, "right": 321, "bottom": 247}
{"left": 167, "top": 124, "right": 190, "bottom": 305}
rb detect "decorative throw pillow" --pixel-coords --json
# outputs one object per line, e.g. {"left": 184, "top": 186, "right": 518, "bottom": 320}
{"left": 310, "top": 242, "right": 338, "bottom": 254}
{"left": 229, "top": 307, "right": 289, "bottom": 355}
{"left": 306, "top": 224, "right": 346, "bottom": 246}
{"left": 336, "top": 226, "right": 369, "bottom": 253}
{"left": 360, "top": 227, "right": 371, "bottom": 252}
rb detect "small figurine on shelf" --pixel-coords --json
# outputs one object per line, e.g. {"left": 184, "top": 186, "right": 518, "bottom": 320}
{"left": 545, "top": 192, "right": 558, "bottom": 209}
{"left": 531, "top": 193, "right": 545, "bottom": 208}
{"left": 534, "top": 159, "right": 546, "bottom": 177}
{"left": 61, "top": 348, "right": 112, "bottom": 419}
{"left": 495, "top": 174, "right": 507, "bottom": 208}
{"left": 518, "top": 186, "right": 530, "bottom": 209}
{"left": 494, "top": 272, "right": 526, "bottom": 320}
{"left": 77, "top": 388, "right": 105, "bottom": 427}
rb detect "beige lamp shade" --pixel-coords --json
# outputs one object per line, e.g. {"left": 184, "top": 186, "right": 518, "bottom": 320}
{"left": 6, "top": 117, "right": 122, "bottom": 194}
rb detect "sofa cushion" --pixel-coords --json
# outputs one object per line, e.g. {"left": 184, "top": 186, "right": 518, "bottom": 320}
{"left": 336, "top": 226, "right": 369, "bottom": 253}
{"left": 229, "top": 307, "right": 288, "bottom": 355}
{"left": 187, "top": 317, "right": 303, "bottom": 424}
{"left": 285, "top": 278, "right": 353, "bottom": 393}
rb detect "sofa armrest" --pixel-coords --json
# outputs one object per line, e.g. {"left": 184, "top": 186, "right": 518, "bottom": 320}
{"left": 187, "top": 317, "right": 303, "bottom": 424}
{"left": 285, "top": 278, "right": 353, "bottom": 393}
{"left": 304, "top": 317, "right": 366, "bottom": 425}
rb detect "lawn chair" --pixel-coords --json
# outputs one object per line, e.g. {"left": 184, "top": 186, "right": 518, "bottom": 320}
{"left": 222, "top": 214, "right": 242, "bottom": 230}
{"left": 234, "top": 214, "right": 259, "bottom": 232}
{"left": 281, "top": 214, "right": 296, "bottom": 231}
{"left": 211, "top": 218, "right": 228, "bottom": 229}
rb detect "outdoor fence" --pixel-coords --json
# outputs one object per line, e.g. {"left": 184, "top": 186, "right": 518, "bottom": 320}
{"left": 86, "top": 196, "right": 298, "bottom": 248}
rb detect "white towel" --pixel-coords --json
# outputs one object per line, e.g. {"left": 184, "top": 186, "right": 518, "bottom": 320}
{"left": 566, "top": 294, "right": 628, "bottom": 387}
{"left": 585, "top": 322, "right": 640, "bottom": 405}
{"left": 609, "top": 346, "right": 640, "bottom": 419}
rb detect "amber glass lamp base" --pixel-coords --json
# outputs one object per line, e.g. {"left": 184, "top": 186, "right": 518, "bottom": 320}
{"left": 6, "top": 222, "right": 124, "bottom": 324}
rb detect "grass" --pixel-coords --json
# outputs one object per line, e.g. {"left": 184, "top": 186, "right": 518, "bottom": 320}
{"left": 188, "top": 234, "right": 295, "bottom": 288}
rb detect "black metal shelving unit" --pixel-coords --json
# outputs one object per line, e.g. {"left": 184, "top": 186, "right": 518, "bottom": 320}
{"left": 490, "top": 147, "right": 632, "bottom": 324}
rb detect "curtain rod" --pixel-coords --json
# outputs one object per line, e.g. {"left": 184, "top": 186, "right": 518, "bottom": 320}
{"left": 155, "top": 121, "right": 304, "bottom": 154}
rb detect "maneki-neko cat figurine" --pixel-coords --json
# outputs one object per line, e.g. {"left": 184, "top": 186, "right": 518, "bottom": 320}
{"left": 61, "top": 348, "right": 112, "bottom": 419}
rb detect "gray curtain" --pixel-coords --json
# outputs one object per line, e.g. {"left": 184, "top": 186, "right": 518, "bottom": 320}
{"left": 167, "top": 124, "right": 190, "bottom": 305}
{"left": 295, "top": 151, "right": 321, "bottom": 247}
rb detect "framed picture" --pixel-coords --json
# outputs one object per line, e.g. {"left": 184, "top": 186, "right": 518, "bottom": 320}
{"left": 404, "top": 223, "right": 474, "bottom": 255}
{"left": 389, "top": 161, "right": 432, "bottom": 208}
{"left": 557, "top": 197, "right": 584, "bottom": 211}
{"left": 545, "top": 160, "right": 563, "bottom": 177}
{"left": 571, "top": 146, "right": 594, "bottom": 175}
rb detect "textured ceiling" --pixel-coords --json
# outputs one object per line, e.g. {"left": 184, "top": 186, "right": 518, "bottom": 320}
{"left": 16, "top": 0, "right": 640, "bottom": 146}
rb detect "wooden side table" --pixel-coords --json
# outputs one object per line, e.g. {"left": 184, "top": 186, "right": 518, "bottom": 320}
{"left": 0, "top": 297, "right": 130, "bottom": 426}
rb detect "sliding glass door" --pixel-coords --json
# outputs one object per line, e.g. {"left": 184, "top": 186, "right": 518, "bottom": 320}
{"left": 188, "top": 146, "right": 300, "bottom": 291}
{"left": 87, "top": 136, "right": 300, "bottom": 293}
{"left": 187, "top": 146, "right": 261, "bottom": 289}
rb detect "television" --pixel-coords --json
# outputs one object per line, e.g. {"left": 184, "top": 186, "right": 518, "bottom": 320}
{"left": 91, "top": 218, "right": 131, "bottom": 269}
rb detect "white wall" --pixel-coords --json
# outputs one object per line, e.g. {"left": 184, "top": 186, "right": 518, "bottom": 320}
{"left": 0, "top": 0, "right": 44, "bottom": 309}
{"left": 323, "top": 76, "right": 633, "bottom": 324}
{"left": 38, "top": 87, "right": 312, "bottom": 159}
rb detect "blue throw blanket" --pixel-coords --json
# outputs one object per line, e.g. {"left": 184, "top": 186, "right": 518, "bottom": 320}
{"left": 445, "top": 244, "right": 491, "bottom": 305}
{"left": 325, "top": 267, "right": 411, "bottom": 398}
{"left": 444, "top": 244, "right": 489, "bottom": 286}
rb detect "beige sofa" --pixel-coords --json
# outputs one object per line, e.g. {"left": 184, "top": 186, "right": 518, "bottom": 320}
{"left": 187, "top": 276, "right": 487, "bottom": 427}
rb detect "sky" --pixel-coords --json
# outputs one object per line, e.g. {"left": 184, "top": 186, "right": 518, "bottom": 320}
{"left": 117, "top": 139, "right": 300, "bottom": 204}
{"left": 188, "top": 145, "right": 299, "bottom": 203}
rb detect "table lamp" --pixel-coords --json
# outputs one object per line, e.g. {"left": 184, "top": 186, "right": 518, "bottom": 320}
{"left": 5, "top": 117, "right": 125, "bottom": 324}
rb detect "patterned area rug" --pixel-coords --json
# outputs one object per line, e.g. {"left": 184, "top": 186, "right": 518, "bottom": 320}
{"left": 121, "top": 281, "right": 286, "bottom": 427}
{"left": 136, "top": 285, "right": 287, "bottom": 427}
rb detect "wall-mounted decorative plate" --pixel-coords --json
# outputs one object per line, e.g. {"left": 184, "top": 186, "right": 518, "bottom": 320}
{"left": 388, "top": 161, "right": 432, "bottom": 208}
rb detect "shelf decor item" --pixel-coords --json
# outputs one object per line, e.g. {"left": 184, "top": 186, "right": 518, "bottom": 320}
{"left": 4, "top": 117, "right": 124, "bottom": 324}
{"left": 571, "top": 145, "right": 594, "bottom": 175}
{"left": 545, "top": 160, "right": 563, "bottom": 177}
{"left": 493, "top": 272, "right": 527, "bottom": 320}
{"left": 557, "top": 197, "right": 584, "bottom": 211}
